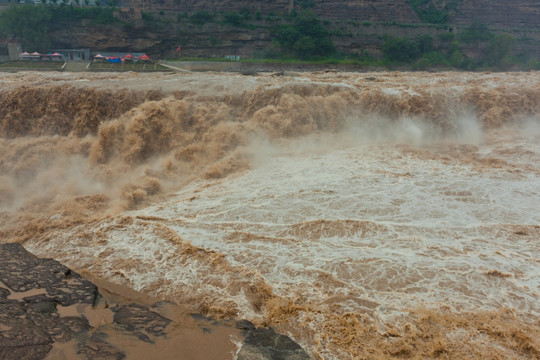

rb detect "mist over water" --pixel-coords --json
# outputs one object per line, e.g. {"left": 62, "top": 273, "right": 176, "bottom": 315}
{"left": 1, "top": 71, "right": 539, "bottom": 359}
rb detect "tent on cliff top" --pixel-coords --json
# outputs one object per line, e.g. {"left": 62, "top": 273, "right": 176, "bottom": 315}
{"left": 93, "top": 54, "right": 106, "bottom": 62}
{"left": 107, "top": 56, "right": 122, "bottom": 63}
{"left": 19, "top": 52, "right": 31, "bottom": 60}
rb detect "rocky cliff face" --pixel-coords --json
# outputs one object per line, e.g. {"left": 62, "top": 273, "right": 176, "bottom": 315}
{"left": 125, "top": 0, "right": 422, "bottom": 23}
{"left": 313, "top": 0, "right": 420, "bottom": 23}
{"left": 127, "top": 0, "right": 291, "bottom": 14}
{"left": 49, "top": 21, "right": 271, "bottom": 57}
{"left": 121, "top": 0, "right": 540, "bottom": 30}
{"left": 47, "top": 0, "right": 540, "bottom": 60}
{"left": 451, "top": 0, "right": 540, "bottom": 30}
{"left": 49, "top": 23, "right": 165, "bottom": 54}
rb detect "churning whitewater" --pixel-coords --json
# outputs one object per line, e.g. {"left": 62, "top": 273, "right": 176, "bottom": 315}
{"left": 1, "top": 70, "right": 539, "bottom": 359}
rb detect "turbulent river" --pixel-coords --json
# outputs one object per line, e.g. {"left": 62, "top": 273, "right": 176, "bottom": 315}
{"left": 0, "top": 70, "right": 539, "bottom": 359}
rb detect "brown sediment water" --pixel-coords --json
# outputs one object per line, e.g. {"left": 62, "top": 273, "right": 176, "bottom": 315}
{"left": 5, "top": 286, "right": 48, "bottom": 300}
{"left": 1, "top": 70, "right": 539, "bottom": 359}
{"left": 45, "top": 271, "right": 240, "bottom": 360}
{"left": 56, "top": 302, "right": 114, "bottom": 328}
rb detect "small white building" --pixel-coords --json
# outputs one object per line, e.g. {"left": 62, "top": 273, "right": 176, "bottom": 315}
{"left": 50, "top": 49, "right": 90, "bottom": 61}
{"left": 225, "top": 55, "right": 241, "bottom": 61}
{"left": 0, "top": 42, "right": 22, "bottom": 61}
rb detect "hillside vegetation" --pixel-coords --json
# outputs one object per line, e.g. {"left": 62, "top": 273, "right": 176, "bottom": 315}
{"left": 1, "top": 3, "right": 539, "bottom": 70}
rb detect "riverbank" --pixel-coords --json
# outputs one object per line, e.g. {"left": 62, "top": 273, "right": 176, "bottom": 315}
{"left": 0, "top": 243, "right": 309, "bottom": 360}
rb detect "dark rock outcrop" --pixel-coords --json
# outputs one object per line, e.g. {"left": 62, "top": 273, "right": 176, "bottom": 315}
{"left": 113, "top": 304, "right": 171, "bottom": 342}
{"left": 237, "top": 323, "right": 310, "bottom": 360}
{"left": 0, "top": 243, "right": 120, "bottom": 360}
{"left": 0, "top": 243, "right": 98, "bottom": 306}
{"left": 77, "top": 332, "right": 126, "bottom": 360}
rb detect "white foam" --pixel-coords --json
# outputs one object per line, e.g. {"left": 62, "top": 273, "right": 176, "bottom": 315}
{"left": 22, "top": 123, "right": 540, "bottom": 359}
{"left": 118, "top": 127, "right": 540, "bottom": 319}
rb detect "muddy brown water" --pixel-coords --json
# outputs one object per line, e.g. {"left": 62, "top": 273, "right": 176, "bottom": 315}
{"left": 1, "top": 70, "right": 539, "bottom": 359}
{"left": 45, "top": 272, "right": 240, "bottom": 360}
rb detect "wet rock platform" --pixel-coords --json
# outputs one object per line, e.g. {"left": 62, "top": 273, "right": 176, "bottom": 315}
{"left": 0, "top": 243, "right": 309, "bottom": 360}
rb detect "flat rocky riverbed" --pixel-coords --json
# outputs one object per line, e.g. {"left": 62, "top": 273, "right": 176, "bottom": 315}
{"left": 0, "top": 243, "right": 309, "bottom": 360}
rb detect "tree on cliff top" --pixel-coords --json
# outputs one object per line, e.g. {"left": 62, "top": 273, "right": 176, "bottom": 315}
{"left": 0, "top": 5, "right": 52, "bottom": 52}
{"left": 0, "top": 5, "right": 122, "bottom": 53}
{"left": 273, "top": 10, "right": 335, "bottom": 59}
{"left": 409, "top": 0, "right": 462, "bottom": 24}
{"left": 484, "top": 33, "right": 515, "bottom": 69}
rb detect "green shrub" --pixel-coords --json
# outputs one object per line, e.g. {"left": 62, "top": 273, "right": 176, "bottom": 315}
{"left": 483, "top": 33, "right": 515, "bottom": 68}
{"left": 141, "top": 11, "right": 155, "bottom": 22}
{"left": 382, "top": 36, "right": 420, "bottom": 62}
{"left": 409, "top": 0, "right": 456, "bottom": 24}
{"left": 409, "top": 0, "right": 461, "bottom": 24}
{"left": 266, "top": 12, "right": 279, "bottom": 22}
{"left": 209, "top": 35, "right": 221, "bottom": 45}
{"left": 459, "top": 22, "right": 493, "bottom": 43}
{"left": 223, "top": 11, "right": 243, "bottom": 26}
{"left": 524, "top": 59, "right": 540, "bottom": 70}
{"left": 425, "top": 51, "right": 450, "bottom": 65}
{"left": 298, "top": 0, "right": 315, "bottom": 9}
{"left": 272, "top": 11, "right": 335, "bottom": 59}
{"left": 49, "top": 6, "right": 121, "bottom": 25}
{"left": 412, "top": 51, "right": 449, "bottom": 70}
{"left": 190, "top": 10, "right": 214, "bottom": 25}
{"left": 413, "top": 57, "right": 431, "bottom": 70}
{"left": 358, "top": 49, "right": 375, "bottom": 61}
{"left": 462, "top": 57, "right": 479, "bottom": 70}
{"left": 449, "top": 50, "right": 464, "bottom": 68}
{"left": 240, "top": 8, "right": 251, "bottom": 20}
{"left": 0, "top": 5, "right": 52, "bottom": 51}
{"left": 417, "top": 34, "right": 434, "bottom": 54}
{"left": 438, "top": 32, "right": 455, "bottom": 43}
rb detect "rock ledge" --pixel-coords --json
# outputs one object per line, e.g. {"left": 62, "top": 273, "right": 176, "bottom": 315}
{"left": 0, "top": 243, "right": 309, "bottom": 360}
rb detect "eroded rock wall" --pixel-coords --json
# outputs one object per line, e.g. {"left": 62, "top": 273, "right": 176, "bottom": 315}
{"left": 121, "top": 0, "right": 540, "bottom": 30}
{"left": 45, "top": 1, "right": 540, "bottom": 61}
{"left": 451, "top": 0, "right": 540, "bottom": 30}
